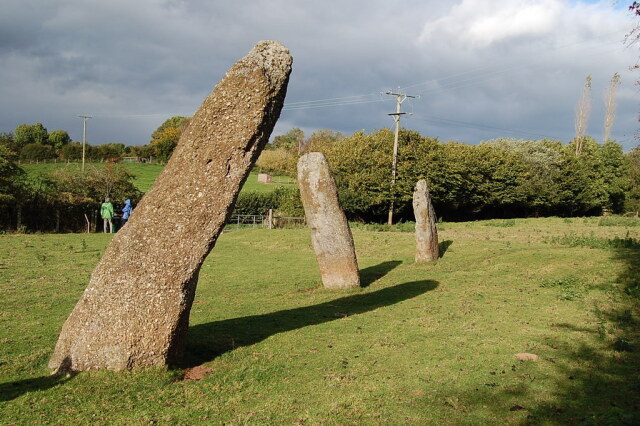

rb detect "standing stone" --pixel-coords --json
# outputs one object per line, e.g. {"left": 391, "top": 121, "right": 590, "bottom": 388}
{"left": 413, "top": 179, "right": 439, "bottom": 262}
{"left": 48, "top": 41, "right": 292, "bottom": 374}
{"left": 297, "top": 152, "right": 360, "bottom": 289}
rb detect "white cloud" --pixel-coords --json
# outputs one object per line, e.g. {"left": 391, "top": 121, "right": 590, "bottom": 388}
{"left": 419, "top": 0, "right": 564, "bottom": 48}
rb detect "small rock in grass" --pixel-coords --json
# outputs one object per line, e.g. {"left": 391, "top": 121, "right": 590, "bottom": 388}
{"left": 515, "top": 353, "right": 539, "bottom": 361}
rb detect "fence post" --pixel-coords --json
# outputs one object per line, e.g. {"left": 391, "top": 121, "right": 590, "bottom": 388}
{"left": 16, "top": 204, "right": 22, "bottom": 231}
{"left": 267, "top": 209, "right": 273, "bottom": 229}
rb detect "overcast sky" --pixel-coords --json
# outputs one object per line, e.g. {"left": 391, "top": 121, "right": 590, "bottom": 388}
{"left": 1, "top": 0, "right": 638, "bottom": 150}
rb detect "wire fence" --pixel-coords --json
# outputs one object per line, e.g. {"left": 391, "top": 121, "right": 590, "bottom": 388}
{"left": 17, "top": 157, "right": 158, "bottom": 165}
{"left": 226, "top": 213, "right": 306, "bottom": 230}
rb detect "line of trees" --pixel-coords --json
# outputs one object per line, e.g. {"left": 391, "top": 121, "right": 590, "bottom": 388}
{"left": 1, "top": 123, "right": 156, "bottom": 163}
{"left": 256, "top": 128, "right": 640, "bottom": 222}
{"left": 1, "top": 117, "right": 194, "bottom": 164}
{"left": 0, "top": 116, "right": 198, "bottom": 163}
{"left": 3, "top": 121, "right": 640, "bottom": 231}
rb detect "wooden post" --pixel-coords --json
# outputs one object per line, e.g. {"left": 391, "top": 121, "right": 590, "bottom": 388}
{"left": 16, "top": 204, "right": 22, "bottom": 231}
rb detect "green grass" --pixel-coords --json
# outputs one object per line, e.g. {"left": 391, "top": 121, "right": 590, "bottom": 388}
{"left": 550, "top": 234, "right": 640, "bottom": 250}
{"left": 1, "top": 218, "right": 639, "bottom": 424}
{"left": 239, "top": 171, "right": 295, "bottom": 194}
{"left": 350, "top": 221, "right": 416, "bottom": 233}
{"left": 483, "top": 219, "right": 516, "bottom": 228}
{"left": 21, "top": 162, "right": 293, "bottom": 194}
{"left": 598, "top": 216, "right": 640, "bottom": 227}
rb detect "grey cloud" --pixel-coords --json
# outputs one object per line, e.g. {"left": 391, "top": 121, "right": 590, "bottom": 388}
{"left": 0, "top": 0, "right": 637, "bottom": 150}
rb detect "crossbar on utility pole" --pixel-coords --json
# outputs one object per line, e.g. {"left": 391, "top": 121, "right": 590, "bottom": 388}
{"left": 78, "top": 115, "right": 92, "bottom": 172}
{"left": 385, "top": 90, "right": 416, "bottom": 225}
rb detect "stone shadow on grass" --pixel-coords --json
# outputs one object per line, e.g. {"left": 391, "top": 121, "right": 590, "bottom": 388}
{"left": 184, "top": 279, "right": 438, "bottom": 368}
{"left": 359, "top": 260, "right": 402, "bottom": 287}
{"left": 0, "top": 373, "right": 74, "bottom": 402}
{"left": 439, "top": 240, "right": 453, "bottom": 258}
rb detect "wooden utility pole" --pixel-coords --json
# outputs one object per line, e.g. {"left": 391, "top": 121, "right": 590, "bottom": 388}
{"left": 79, "top": 115, "right": 92, "bottom": 172}
{"left": 385, "top": 90, "right": 416, "bottom": 225}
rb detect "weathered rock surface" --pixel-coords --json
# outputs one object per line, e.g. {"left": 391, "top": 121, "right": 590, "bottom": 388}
{"left": 413, "top": 179, "right": 439, "bottom": 262}
{"left": 49, "top": 41, "right": 292, "bottom": 374}
{"left": 297, "top": 152, "right": 360, "bottom": 289}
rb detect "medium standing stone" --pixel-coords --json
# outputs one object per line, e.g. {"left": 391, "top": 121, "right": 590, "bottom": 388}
{"left": 413, "top": 179, "right": 439, "bottom": 262}
{"left": 49, "top": 41, "right": 292, "bottom": 374}
{"left": 297, "top": 152, "right": 360, "bottom": 289}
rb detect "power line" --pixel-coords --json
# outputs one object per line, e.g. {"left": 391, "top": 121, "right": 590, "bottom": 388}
{"left": 412, "top": 114, "right": 556, "bottom": 140}
{"left": 70, "top": 29, "right": 626, "bottom": 144}
{"left": 74, "top": 41, "right": 625, "bottom": 146}
{"left": 85, "top": 39, "right": 623, "bottom": 131}
{"left": 284, "top": 93, "right": 381, "bottom": 106}
{"left": 282, "top": 95, "right": 386, "bottom": 111}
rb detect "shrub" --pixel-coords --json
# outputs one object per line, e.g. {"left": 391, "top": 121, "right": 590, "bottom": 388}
{"left": 273, "top": 186, "right": 304, "bottom": 217}
{"left": 96, "top": 143, "right": 126, "bottom": 161}
{"left": 234, "top": 191, "right": 279, "bottom": 216}
{"left": 9, "top": 165, "right": 143, "bottom": 232}
{"left": 232, "top": 187, "right": 304, "bottom": 217}
{"left": 0, "top": 144, "right": 24, "bottom": 211}
{"left": 255, "top": 149, "right": 297, "bottom": 176}
{"left": 19, "top": 143, "right": 56, "bottom": 161}
{"left": 59, "top": 142, "right": 84, "bottom": 160}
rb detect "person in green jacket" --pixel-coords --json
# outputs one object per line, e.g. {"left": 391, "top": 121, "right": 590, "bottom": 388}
{"left": 100, "top": 198, "right": 114, "bottom": 233}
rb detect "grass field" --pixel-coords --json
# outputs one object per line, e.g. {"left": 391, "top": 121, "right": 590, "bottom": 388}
{"left": 21, "top": 162, "right": 293, "bottom": 194}
{"left": 1, "top": 217, "right": 639, "bottom": 424}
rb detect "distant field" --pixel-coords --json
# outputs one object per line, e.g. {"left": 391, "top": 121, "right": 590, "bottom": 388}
{"left": 21, "top": 162, "right": 293, "bottom": 194}
{"left": 1, "top": 217, "right": 638, "bottom": 424}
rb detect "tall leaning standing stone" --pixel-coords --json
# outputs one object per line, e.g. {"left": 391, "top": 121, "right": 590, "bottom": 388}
{"left": 297, "top": 152, "right": 360, "bottom": 289}
{"left": 413, "top": 179, "right": 439, "bottom": 262}
{"left": 49, "top": 41, "right": 292, "bottom": 374}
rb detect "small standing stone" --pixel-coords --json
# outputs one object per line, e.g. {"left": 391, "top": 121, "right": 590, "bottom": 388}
{"left": 413, "top": 179, "right": 439, "bottom": 262}
{"left": 297, "top": 152, "right": 360, "bottom": 289}
{"left": 48, "top": 40, "right": 292, "bottom": 374}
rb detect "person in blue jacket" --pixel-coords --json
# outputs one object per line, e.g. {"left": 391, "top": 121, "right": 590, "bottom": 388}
{"left": 121, "top": 199, "right": 132, "bottom": 226}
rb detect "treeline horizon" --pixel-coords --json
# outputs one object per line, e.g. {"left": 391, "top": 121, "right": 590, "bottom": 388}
{"left": 2, "top": 122, "right": 640, "bottom": 232}
{"left": 254, "top": 127, "right": 640, "bottom": 222}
